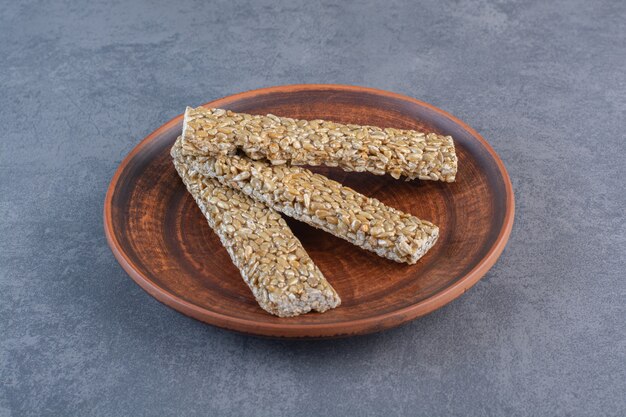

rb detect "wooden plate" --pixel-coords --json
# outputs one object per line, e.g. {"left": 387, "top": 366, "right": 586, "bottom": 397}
{"left": 104, "top": 84, "right": 514, "bottom": 338}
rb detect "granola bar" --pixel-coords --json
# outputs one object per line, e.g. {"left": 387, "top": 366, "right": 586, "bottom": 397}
{"left": 178, "top": 138, "right": 439, "bottom": 265}
{"left": 172, "top": 137, "right": 340, "bottom": 317}
{"left": 183, "top": 106, "right": 457, "bottom": 182}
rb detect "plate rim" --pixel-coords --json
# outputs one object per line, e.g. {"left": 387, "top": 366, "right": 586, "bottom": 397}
{"left": 104, "top": 84, "right": 515, "bottom": 338}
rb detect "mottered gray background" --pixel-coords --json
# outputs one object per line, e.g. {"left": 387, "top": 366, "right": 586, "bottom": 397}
{"left": 1, "top": 0, "right": 624, "bottom": 416}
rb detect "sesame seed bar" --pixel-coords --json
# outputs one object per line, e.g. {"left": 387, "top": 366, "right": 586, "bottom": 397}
{"left": 178, "top": 138, "right": 439, "bottom": 265}
{"left": 172, "top": 137, "right": 340, "bottom": 317}
{"left": 183, "top": 106, "right": 457, "bottom": 182}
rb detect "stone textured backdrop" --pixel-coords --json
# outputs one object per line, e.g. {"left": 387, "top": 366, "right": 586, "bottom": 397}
{"left": 1, "top": 0, "right": 624, "bottom": 416}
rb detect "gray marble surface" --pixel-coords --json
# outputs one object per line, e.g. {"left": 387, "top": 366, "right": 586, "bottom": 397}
{"left": 1, "top": 0, "right": 625, "bottom": 416}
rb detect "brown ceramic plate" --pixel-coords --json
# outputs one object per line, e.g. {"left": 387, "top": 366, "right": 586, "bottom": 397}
{"left": 104, "top": 84, "right": 514, "bottom": 338}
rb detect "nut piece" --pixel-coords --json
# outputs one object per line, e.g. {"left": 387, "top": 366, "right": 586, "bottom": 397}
{"left": 182, "top": 106, "right": 457, "bottom": 182}
{"left": 171, "top": 137, "right": 340, "bottom": 317}
{"left": 179, "top": 131, "right": 439, "bottom": 265}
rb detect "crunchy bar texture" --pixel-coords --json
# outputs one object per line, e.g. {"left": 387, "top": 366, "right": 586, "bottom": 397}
{"left": 178, "top": 137, "right": 440, "bottom": 265}
{"left": 182, "top": 106, "right": 457, "bottom": 182}
{"left": 172, "top": 138, "right": 340, "bottom": 317}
